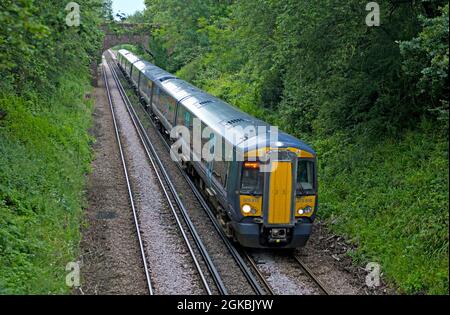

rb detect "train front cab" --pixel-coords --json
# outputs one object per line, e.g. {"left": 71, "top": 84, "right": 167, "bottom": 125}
{"left": 231, "top": 148, "right": 317, "bottom": 248}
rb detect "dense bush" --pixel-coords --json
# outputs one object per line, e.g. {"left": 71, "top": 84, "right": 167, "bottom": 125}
{"left": 316, "top": 127, "right": 448, "bottom": 294}
{"left": 0, "top": 72, "right": 93, "bottom": 293}
{"left": 0, "top": 0, "right": 105, "bottom": 293}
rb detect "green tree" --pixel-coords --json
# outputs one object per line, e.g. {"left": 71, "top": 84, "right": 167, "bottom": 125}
{"left": 102, "top": 0, "right": 114, "bottom": 21}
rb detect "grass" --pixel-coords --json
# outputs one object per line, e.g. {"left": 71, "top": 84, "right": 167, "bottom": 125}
{"left": 0, "top": 71, "right": 93, "bottom": 294}
{"left": 315, "top": 124, "right": 449, "bottom": 294}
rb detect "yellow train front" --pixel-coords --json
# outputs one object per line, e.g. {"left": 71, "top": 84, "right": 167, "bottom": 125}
{"left": 117, "top": 48, "right": 317, "bottom": 249}
{"left": 227, "top": 141, "right": 317, "bottom": 248}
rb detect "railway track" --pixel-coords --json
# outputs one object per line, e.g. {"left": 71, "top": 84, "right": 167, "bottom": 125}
{"left": 102, "top": 60, "right": 153, "bottom": 295}
{"left": 106, "top": 50, "right": 333, "bottom": 296}
{"left": 293, "top": 254, "right": 331, "bottom": 295}
{"left": 241, "top": 251, "right": 275, "bottom": 295}
{"left": 106, "top": 51, "right": 267, "bottom": 295}
{"left": 245, "top": 251, "right": 331, "bottom": 295}
{"left": 103, "top": 55, "right": 227, "bottom": 295}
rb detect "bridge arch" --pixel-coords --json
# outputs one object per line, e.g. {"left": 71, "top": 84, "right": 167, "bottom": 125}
{"left": 92, "top": 23, "right": 151, "bottom": 86}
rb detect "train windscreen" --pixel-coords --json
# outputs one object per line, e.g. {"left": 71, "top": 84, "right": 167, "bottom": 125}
{"left": 240, "top": 165, "right": 264, "bottom": 195}
{"left": 296, "top": 159, "right": 315, "bottom": 195}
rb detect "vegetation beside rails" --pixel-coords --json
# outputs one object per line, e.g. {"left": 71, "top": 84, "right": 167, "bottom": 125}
{"left": 0, "top": 71, "right": 94, "bottom": 293}
{"left": 316, "top": 128, "right": 448, "bottom": 294}
{"left": 0, "top": 0, "right": 106, "bottom": 293}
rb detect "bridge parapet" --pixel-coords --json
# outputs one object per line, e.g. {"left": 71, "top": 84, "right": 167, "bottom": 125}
{"left": 101, "top": 22, "right": 151, "bottom": 51}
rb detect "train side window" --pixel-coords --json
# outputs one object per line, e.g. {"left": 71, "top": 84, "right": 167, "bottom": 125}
{"left": 152, "top": 85, "right": 160, "bottom": 108}
{"left": 213, "top": 160, "right": 229, "bottom": 187}
{"left": 134, "top": 68, "right": 140, "bottom": 87}
{"left": 139, "top": 74, "right": 145, "bottom": 91}
{"left": 168, "top": 95, "right": 177, "bottom": 123}
{"left": 201, "top": 123, "right": 214, "bottom": 163}
{"left": 184, "top": 111, "right": 191, "bottom": 128}
{"left": 209, "top": 133, "right": 215, "bottom": 155}
{"left": 161, "top": 92, "right": 167, "bottom": 114}
{"left": 210, "top": 135, "right": 229, "bottom": 188}
{"left": 176, "top": 105, "right": 183, "bottom": 125}
{"left": 147, "top": 79, "right": 153, "bottom": 102}
{"left": 158, "top": 91, "right": 167, "bottom": 115}
{"left": 188, "top": 112, "right": 197, "bottom": 155}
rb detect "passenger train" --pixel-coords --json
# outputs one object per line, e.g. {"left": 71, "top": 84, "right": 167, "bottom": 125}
{"left": 116, "top": 49, "right": 318, "bottom": 248}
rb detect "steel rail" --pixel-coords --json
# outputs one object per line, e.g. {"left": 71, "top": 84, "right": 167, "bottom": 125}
{"left": 108, "top": 56, "right": 268, "bottom": 295}
{"left": 241, "top": 251, "right": 275, "bottom": 295}
{"left": 102, "top": 58, "right": 154, "bottom": 295}
{"left": 105, "top": 54, "right": 226, "bottom": 295}
{"left": 292, "top": 254, "right": 331, "bottom": 295}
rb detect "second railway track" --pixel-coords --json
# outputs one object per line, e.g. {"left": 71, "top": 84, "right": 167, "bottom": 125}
{"left": 103, "top": 56, "right": 154, "bottom": 295}
{"left": 293, "top": 254, "right": 331, "bottom": 295}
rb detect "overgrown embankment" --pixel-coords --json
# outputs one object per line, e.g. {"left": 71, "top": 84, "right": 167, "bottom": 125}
{"left": 316, "top": 129, "right": 448, "bottom": 294}
{"left": 0, "top": 1, "right": 105, "bottom": 293}
{"left": 0, "top": 72, "right": 93, "bottom": 293}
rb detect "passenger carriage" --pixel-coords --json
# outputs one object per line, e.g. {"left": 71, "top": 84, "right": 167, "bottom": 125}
{"left": 117, "top": 49, "right": 317, "bottom": 248}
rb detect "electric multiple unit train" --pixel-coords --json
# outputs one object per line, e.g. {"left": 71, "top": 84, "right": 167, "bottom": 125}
{"left": 117, "top": 49, "right": 318, "bottom": 248}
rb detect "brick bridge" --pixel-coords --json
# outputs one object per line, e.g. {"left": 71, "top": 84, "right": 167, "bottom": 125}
{"left": 101, "top": 23, "right": 151, "bottom": 51}
{"left": 92, "top": 23, "right": 151, "bottom": 86}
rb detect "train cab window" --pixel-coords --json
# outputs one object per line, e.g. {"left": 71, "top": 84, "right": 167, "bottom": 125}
{"left": 240, "top": 163, "right": 264, "bottom": 195}
{"left": 297, "top": 160, "right": 315, "bottom": 195}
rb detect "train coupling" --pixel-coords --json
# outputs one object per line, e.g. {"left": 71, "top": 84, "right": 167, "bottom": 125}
{"left": 267, "top": 228, "right": 288, "bottom": 245}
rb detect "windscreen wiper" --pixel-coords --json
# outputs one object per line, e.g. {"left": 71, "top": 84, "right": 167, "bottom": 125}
{"left": 297, "top": 183, "right": 306, "bottom": 195}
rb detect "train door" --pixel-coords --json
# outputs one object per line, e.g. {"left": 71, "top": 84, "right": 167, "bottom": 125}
{"left": 263, "top": 151, "right": 297, "bottom": 226}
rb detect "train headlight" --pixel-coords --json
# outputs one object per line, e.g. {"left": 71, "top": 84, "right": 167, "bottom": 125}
{"left": 242, "top": 204, "right": 252, "bottom": 214}
{"left": 297, "top": 206, "right": 312, "bottom": 215}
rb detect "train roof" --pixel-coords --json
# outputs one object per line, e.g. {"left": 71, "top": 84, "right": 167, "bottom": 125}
{"left": 120, "top": 49, "right": 140, "bottom": 64}
{"left": 117, "top": 49, "right": 315, "bottom": 155}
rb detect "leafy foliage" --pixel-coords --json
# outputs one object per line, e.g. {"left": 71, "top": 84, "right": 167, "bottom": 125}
{"left": 316, "top": 127, "right": 448, "bottom": 294}
{"left": 0, "top": 0, "right": 105, "bottom": 293}
{"left": 400, "top": 4, "right": 449, "bottom": 131}
{"left": 0, "top": 71, "right": 93, "bottom": 294}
